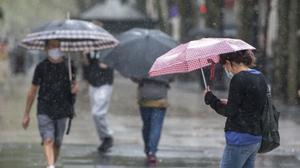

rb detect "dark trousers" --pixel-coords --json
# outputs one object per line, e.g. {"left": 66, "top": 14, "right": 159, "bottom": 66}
{"left": 139, "top": 107, "right": 166, "bottom": 155}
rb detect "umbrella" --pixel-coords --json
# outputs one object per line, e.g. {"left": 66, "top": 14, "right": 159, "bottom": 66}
{"left": 149, "top": 38, "right": 255, "bottom": 88}
{"left": 100, "top": 28, "right": 177, "bottom": 81}
{"left": 21, "top": 19, "right": 118, "bottom": 52}
{"left": 21, "top": 19, "right": 118, "bottom": 80}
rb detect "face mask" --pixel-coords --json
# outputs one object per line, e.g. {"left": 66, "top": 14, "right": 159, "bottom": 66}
{"left": 225, "top": 68, "right": 234, "bottom": 79}
{"left": 48, "top": 48, "right": 63, "bottom": 60}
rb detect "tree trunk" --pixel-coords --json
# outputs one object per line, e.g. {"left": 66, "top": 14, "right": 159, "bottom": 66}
{"left": 298, "top": 1, "right": 300, "bottom": 104}
{"left": 156, "top": 0, "right": 170, "bottom": 33}
{"left": 178, "top": 0, "right": 197, "bottom": 42}
{"left": 287, "top": 0, "right": 299, "bottom": 104}
{"left": 259, "top": 0, "right": 271, "bottom": 74}
{"left": 205, "top": 0, "right": 223, "bottom": 35}
{"left": 235, "top": 0, "right": 259, "bottom": 46}
{"left": 145, "top": 0, "right": 158, "bottom": 20}
{"left": 273, "top": 0, "right": 289, "bottom": 99}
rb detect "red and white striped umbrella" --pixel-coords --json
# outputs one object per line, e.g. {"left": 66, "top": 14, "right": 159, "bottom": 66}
{"left": 149, "top": 38, "right": 255, "bottom": 88}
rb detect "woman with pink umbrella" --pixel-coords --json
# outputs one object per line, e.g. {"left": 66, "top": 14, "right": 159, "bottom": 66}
{"left": 150, "top": 38, "right": 268, "bottom": 168}
{"left": 204, "top": 50, "right": 267, "bottom": 168}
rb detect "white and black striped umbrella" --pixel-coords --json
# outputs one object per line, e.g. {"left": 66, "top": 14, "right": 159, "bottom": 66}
{"left": 21, "top": 19, "right": 118, "bottom": 52}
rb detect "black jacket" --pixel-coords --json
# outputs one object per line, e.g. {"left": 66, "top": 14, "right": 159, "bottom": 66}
{"left": 86, "top": 57, "right": 113, "bottom": 87}
{"left": 205, "top": 70, "right": 268, "bottom": 136}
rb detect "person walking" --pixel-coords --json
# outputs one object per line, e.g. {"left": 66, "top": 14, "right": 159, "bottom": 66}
{"left": 85, "top": 51, "right": 114, "bottom": 152}
{"left": 132, "top": 77, "right": 171, "bottom": 166}
{"left": 22, "top": 40, "right": 78, "bottom": 168}
{"left": 204, "top": 50, "right": 267, "bottom": 168}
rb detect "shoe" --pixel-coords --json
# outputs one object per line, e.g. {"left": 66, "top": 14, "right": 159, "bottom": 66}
{"left": 147, "top": 154, "right": 157, "bottom": 166}
{"left": 98, "top": 137, "right": 113, "bottom": 152}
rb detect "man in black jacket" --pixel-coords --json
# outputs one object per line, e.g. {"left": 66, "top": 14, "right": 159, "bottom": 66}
{"left": 85, "top": 51, "right": 114, "bottom": 152}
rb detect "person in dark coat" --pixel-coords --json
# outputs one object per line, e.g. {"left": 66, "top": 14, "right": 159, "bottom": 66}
{"left": 85, "top": 51, "right": 114, "bottom": 152}
{"left": 204, "top": 50, "right": 267, "bottom": 168}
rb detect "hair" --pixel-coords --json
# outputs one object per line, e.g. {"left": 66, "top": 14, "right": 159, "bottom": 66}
{"left": 44, "top": 40, "right": 60, "bottom": 48}
{"left": 219, "top": 50, "right": 256, "bottom": 67}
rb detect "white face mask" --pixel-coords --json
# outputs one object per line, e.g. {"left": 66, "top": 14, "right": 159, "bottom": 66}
{"left": 225, "top": 68, "right": 234, "bottom": 79}
{"left": 48, "top": 48, "right": 63, "bottom": 60}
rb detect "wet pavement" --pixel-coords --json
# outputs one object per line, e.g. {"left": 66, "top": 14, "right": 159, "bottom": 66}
{"left": 1, "top": 143, "right": 300, "bottom": 168}
{"left": 1, "top": 73, "right": 300, "bottom": 167}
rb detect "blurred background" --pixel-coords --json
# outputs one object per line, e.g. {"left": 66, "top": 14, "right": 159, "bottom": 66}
{"left": 0, "top": 0, "right": 299, "bottom": 104}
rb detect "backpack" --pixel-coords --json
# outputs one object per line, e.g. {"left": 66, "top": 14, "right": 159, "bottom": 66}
{"left": 258, "top": 85, "right": 280, "bottom": 153}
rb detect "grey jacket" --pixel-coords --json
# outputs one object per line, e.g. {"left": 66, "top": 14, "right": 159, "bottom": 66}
{"left": 137, "top": 79, "right": 170, "bottom": 100}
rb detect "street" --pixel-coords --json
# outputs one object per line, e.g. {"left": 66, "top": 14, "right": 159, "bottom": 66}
{"left": 1, "top": 72, "right": 300, "bottom": 167}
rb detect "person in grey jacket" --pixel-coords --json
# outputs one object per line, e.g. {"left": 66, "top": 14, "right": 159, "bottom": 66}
{"left": 132, "top": 77, "right": 171, "bottom": 166}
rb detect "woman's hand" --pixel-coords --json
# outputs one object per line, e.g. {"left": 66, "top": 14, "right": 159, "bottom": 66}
{"left": 220, "top": 99, "right": 228, "bottom": 105}
{"left": 203, "top": 86, "right": 211, "bottom": 96}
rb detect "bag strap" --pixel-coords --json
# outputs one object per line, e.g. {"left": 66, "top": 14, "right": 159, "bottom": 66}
{"left": 64, "top": 58, "right": 76, "bottom": 135}
{"left": 66, "top": 118, "right": 72, "bottom": 135}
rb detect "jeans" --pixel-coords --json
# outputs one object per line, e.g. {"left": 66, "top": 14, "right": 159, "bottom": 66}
{"left": 139, "top": 107, "right": 166, "bottom": 155}
{"left": 220, "top": 142, "right": 261, "bottom": 168}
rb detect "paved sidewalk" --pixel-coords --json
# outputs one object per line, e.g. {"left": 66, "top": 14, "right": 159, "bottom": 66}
{"left": 1, "top": 74, "right": 300, "bottom": 167}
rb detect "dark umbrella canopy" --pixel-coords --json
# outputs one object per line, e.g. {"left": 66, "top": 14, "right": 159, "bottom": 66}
{"left": 100, "top": 28, "right": 177, "bottom": 79}
{"left": 21, "top": 19, "right": 118, "bottom": 51}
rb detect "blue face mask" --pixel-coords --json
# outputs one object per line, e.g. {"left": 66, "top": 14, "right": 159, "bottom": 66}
{"left": 225, "top": 69, "right": 234, "bottom": 79}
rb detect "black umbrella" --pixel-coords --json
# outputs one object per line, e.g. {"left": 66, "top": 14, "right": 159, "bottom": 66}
{"left": 100, "top": 28, "right": 177, "bottom": 80}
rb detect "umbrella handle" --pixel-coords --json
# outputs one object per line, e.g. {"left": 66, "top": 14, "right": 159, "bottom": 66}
{"left": 201, "top": 68, "right": 208, "bottom": 89}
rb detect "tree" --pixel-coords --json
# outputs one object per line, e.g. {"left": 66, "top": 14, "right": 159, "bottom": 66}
{"left": 0, "top": 7, "right": 3, "bottom": 20}
{"left": 235, "top": 0, "right": 259, "bottom": 46}
{"left": 273, "top": 0, "right": 290, "bottom": 99}
{"left": 205, "top": 0, "right": 224, "bottom": 34}
{"left": 287, "top": 0, "right": 299, "bottom": 104}
{"left": 177, "top": 0, "right": 197, "bottom": 41}
{"left": 156, "top": 0, "right": 170, "bottom": 33}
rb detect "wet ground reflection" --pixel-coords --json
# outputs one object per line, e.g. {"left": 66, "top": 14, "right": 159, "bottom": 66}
{"left": 1, "top": 143, "right": 300, "bottom": 168}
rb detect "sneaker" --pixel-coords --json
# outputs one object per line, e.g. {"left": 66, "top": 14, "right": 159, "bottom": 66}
{"left": 98, "top": 137, "right": 113, "bottom": 152}
{"left": 147, "top": 154, "right": 157, "bottom": 166}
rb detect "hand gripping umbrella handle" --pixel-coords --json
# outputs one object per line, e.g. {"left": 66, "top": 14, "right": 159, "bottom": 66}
{"left": 201, "top": 68, "right": 208, "bottom": 89}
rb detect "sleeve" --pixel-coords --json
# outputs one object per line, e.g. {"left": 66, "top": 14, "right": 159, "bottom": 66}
{"left": 204, "top": 76, "right": 243, "bottom": 117}
{"left": 32, "top": 64, "right": 42, "bottom": 86}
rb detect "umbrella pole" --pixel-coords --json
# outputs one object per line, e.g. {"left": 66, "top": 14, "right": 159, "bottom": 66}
{"left": 201, "top": 68, "right": 208, "bottom": 89}
{"left": 68, "top": 54, "right": 72, "bottom": 81}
